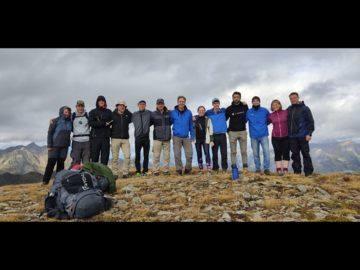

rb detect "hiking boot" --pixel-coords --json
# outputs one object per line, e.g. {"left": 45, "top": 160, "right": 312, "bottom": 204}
{"left": 243, "top": 167, "right": 248, "bottom": 174}
{"left": 163, "top": 172, "right": 170, "bottom": 176}
{"left": 184, "top": 169, "right": 191, "bottom": 175}
{"left": 136, "top": 173, "right": 142, "bottom": 178}
{"left": 123, "top": 174, "right": 131, "bottom": 179}
{"left": 264, "top": 169, "right": 270, "bottom": 176}
{"left": 222, "top": 169, "right": 227, "bottom": 174}
{"left": 198, "top": 171, "right": 203, "bottom": 175}
{"left": 41, "top": 181, "right": 49, "bottom": 186}
{"left": 207, "top": 171, "right": 211, "bottom": 176}
{"left": 213, "top": 170, "right": 219, "bottom": 174}
{"left": 143, "top": 172, "right": 149, "bottom": 176}
{"left": 255, "top": 170, "right": 261, "bottom": 174}
{"left": 176, "top": 170, "right": 182, "bottom": 176}
{"left": 305, "top": 174, "right": 313, "bottom": 178}
{"left": 154, "top": 173, "right": 159, "bottom": 176}
{"left": 114, "top": 175, "right": 118, "bottom": 179}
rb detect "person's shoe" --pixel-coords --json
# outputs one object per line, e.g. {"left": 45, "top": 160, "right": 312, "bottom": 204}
{"left": 207, "top": 171, "right": 211, "bottom": 176}
{"left": 305, "top": 174, "right": 313, "bottom": 178}
{"left": 264, "top": 169, "right": 270, "bottom": 176}
{"left": 213, "top": 170, "right": 219, "bottom": 174}
{"left": 222, "top": 169, "right": 227, "bottom": 174}
{"left": 154, "top": 173, "right": 159, "bottom": 176}
{"left": 143, "top": 172, "right": 149, "bottom": 176}
{"left": 176, "top": 170, "right": 182, "bottom": 176}
{"left": 114, "top": 175, "right": 118, "bottom": 179}
{"left": 41, "top": 181, "right": 49, "bottom": 186}
{"left": 277, "top": 171, "right": 284, "bottom": 176}
{"left": 198, "top": 171, "right": 203, "bottom": 175}
{"left": 163, "top": 172, "right": 170, "bottom": 176}
{"left": 243, "top": 167, "right": 248, "bottom": 174}
{"left": 255, "top": 170, "right": 261, "bottom": 174}
{"left": 283, "top": 169, "right": 289, "bottom": 175}
{"left": 123, "top": 174, "right": 131, "bottom": 179}
{"left": 184, "top": 169, "right": 191, "bottom": 175}
{"left": 136, "top": 173, "right": 142, "bottom": 178}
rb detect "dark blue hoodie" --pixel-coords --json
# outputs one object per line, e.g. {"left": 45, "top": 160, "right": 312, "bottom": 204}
{"left": 47, "top": 106, "right": 72, "bottom": 148}
{"left": 88, "top": 95, "right": 112, "bottom": 138}
{"left": 287, "top": 101, "right": 315, "bottom": 138}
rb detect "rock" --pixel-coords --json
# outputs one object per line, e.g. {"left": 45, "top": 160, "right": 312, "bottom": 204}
{"left": 182, "top": 219, "right": 195, "bottom": 222}
{"left": 354, "top": 215, "right": 360, "bottom": 219}
{"left": 236, "top": 219, "right": 245, "bottom": 222}
{"left": 217, "top": 218, "right": 225, "bottom": 222}
{"left": 131, "top": 197, "right": 141, "bottom": 203}
{"left": 3, "top": 210, "right": 17, "bottom": 213}
{"left": 141, "top": 194, "right": 154, "bottom": 199}
{"left": 295, "top": 184, "right": 307, "bottom": 193}
{"left": 174, "top": 216, "right": 181, "bottom": 221}
{"left": 243, "top": 192, "right": 251, "bottom": 199}
{"left": 236, "top": 210, "right": 246, "bottom": 215}
{"left": 0, "top": 203, "right": 9, "bottom": 207}
{"left": 313, "top": 194, "right": 329, "bottom": 200}
{"left": 178, "top": 192, "right": 186, "bottom": 197}
{"left": 290, "top": 207, "right": 296, "bottom": 212}
{"left": 290, "top": 212, "right": 301, "bottom": 218}
{"left": 314, "top": 187, "right": 330, "bottom": 197}
{"left": 283, "top": 217, "right": 296, "bottom": 222}
{"left": 244, "top": 202, "right": 249, "bottom": 209}
{"left": 157, "top": 211, "right": 175, "bottom": 216}
{"left": 222, "top": 212, "right": 231, "bottom": 222}
{"left": 210, "top": 182, "right": 218, "bottom": 185}
{"left": 204, "top": 205, "right": 215, "bottom": 211}
{"left": 337, "top": 178, "right": 343, "bottom": 181}
{"left": 250, "top": 212, "right": 263, "bottom": 221}
{"left": 307, "top": 202, "right": 314, "bottom": 207}
{"left": 284, "top": 185, "right": 294, "bottom": 189}
{"left": 314, "top": 212, "right": 327, "bottom": 219}
{"left": 188, "top": 197, "right": 191, "bottom": 202}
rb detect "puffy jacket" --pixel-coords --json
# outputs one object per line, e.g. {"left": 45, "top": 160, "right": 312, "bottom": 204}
{"left": 88, "top": 96, "right": 112, "bottom": 138}
{"left": 246, "top": 107, "right": 270, "bottom": 138}
{"left": 132, "top": 110, "right": 151, "bottom": 138}
{"left": 111, "top": 108, "right": 132, "bottom": 139}
{"left": 267, "top": 110, "right": 288, "bottom": 138}
{"left": 170, "top": 105, "right": 194, "bottom": 140}
{"left": 47, "top": 106, "right": 72, "bottom": 148}
{"left": 287, "top": 101, "right": 315, "bottom": 138}
{"left": 204, "top": 107, "right": 227, "bottom": 134}
{"left": 151, "top": 106, "right": 172, "bottom": 141}
{"left": 226, "top": 101, "right": 249, "bottom": 132}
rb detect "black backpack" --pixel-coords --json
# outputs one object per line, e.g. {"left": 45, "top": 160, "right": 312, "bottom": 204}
{"left": 39, "top": 169, "right": 112, "bottom": 220}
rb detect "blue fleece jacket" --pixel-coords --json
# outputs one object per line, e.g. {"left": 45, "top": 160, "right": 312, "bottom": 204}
{"left": 170, "top": 105, "right": 194, "bottom": 140}
{"left": 246, "top": 107, "right": 270, "bottom": 138}
{"left": 204, "top": 107, "right": 227, "bottom": 134}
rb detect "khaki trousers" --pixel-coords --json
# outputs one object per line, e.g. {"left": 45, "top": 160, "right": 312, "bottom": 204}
{"left": 228, "top": 131, "right": 248, "bottom": 167}
{"left": 152, "top": 140, "right": 171, "bottom": 173}
{"left": 173, "top": 136, "right": 193, "bottom": 171}
{"left": 111, "top": 138, "right": 131, "bottom": 175}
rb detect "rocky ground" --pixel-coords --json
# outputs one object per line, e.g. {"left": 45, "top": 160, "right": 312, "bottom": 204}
{"left": 1, "top": 167, "right": 360, "bottom": 222}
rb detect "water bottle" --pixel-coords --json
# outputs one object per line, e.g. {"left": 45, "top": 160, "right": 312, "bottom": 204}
{"left": 232, "top": 165, "right": 239, "bottom": 180}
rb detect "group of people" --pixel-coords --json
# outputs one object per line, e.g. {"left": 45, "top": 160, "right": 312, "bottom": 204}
{"left": 42, "top": 91, "right": 315, "bottom": 186}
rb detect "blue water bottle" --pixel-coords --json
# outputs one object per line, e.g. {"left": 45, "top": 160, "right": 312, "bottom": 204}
{"left": 232, "top": 165, "right": 239, "bottom": 180}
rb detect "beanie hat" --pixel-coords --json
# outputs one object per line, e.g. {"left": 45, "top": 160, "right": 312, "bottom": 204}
{"left": 252, "top": 96, "right": 260, "bottom": 103}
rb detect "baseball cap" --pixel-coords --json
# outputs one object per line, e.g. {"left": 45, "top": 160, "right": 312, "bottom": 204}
{"left": 138, "top": 99, "right": 146, "bottom": 104}
{"left": 76, "top": 100, "right": 85, "bottom": 106}
{"left": 156, "top": 98, "right": 165, "bottom": 104}
{"left": 212, "top": 98, "right": 220, "bottom": 103}
{"left": 116, "top": 100, "right": 127, "bottom": 107}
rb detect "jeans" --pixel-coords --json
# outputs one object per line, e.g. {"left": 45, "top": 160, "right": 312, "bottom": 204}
{"left": 250, "top": 136, "right": 270, "bottom": 171}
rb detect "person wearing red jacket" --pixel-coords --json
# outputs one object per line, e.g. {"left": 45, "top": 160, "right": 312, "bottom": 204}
{"left": 267, "top": 99, "right": 290, "bottom": 175}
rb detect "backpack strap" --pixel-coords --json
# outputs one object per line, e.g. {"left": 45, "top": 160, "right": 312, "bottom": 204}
{"left": 72, "top": 112, "right": 76, "bottom": 122}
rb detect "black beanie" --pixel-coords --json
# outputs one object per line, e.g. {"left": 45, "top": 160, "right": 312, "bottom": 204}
{"left": 252, "top": 96, "right": 260, "bottom": 103}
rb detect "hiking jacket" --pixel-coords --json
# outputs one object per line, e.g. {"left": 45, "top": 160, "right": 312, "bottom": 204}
{"left": 88, "top": 96, "right": 112, "bottom": 139}
{"left": 47, "top": 106, "right": 72, "bottom": 148}
{"left": 226, "top": 101, "right": 249, "bottom": 132}
{"left": 193, "top": 116, "right": 214, "bottom": 144}
{"left": 150, "top": 106, "right": 172, "bottom": 141}
{"left": 246, "top": 107, "right": 270, "bottom": 138}
{"left": 132, "top": 110, "right": 151, "bottom": 138}
{"left": 286, "top": 101, "right": 315, "bottom": 138}
{"left": 82, "top": 161, "right": 116, "bottom": 193}
{"left": 111, "top": 108, "right": 132, "bottom": 139}
{"left": 72, "top": 110, "right": 90, "bottom": 142}
{"left": 170, "top": 105, "right": 194, "bottom": 140}
{"left": 204, "top": 107, "right": 227, "bottom": 134}
{"left": 267, "top": 110, "right": 288, "bottom": 138}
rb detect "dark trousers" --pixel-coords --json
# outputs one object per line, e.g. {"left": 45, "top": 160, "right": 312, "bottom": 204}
{"left": 135, "top": 136, "right": 150, "bottom": 173}
{"left": 271, "top": 137, "right": 290, "bottom": 162}
{"left": 91, "top": 138, "right": 110, "bottom": 165}
{"left": 43, "top": 147, "right": 68, "bottom": 183}
{"left": 70, "top": 141, "right": 91, "bottom": 166}
{"left": 289, "top": 137, "right": 314, "bottom": 175}
{"left": 212, "top": 133, "right": 228, "bottom": 170}
{"left": 195, "top": 138, "right": 211, "bottom": 170}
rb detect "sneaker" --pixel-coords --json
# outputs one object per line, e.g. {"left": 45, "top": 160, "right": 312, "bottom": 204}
{"left": 264, "top": 169, "right": 270, "bottom": 176}
{"left": 163, "top": 172, "right": 170, "bottom": 176}
{"left": 243, "top": 167, "right": 248, "bottom": 174}
{"left": 143, "top": 172, "right": 149, "bottom": 176}
{"left": 184, "top": 169, "right": 191, "bottom": 175}
{"left": 123, "top": 174, "right": 131, "bottom": 179}
{"left": 283, "top": 169, "right": 289, "bottom": 175}
{"left": 255, "top": 170, "right": 261, "bottom": 174}
{"left": 154, "top": 173, "right": 159, "bottom": 176}
{"left": 277, "top": 171, "right": 284, "bottom": 176}
{"left": 136, "top": 173, "right": 142, "bottom": 178}
{"left": 207, "top": 171, "right": 211, "bottom": 176}
{"left": 198, "top": 171, "right": 203, "bottom": 175}
{"left": 176, "top": 170, "right": 182, "bottom": 176}
{"left": 114, "top": 175, "right": 118, "bottom": 179}
{"left": 222, "top": 169, "right": 227, "bottom": 174}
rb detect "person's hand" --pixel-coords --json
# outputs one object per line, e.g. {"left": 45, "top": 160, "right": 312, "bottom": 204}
{"left": 210, "top": 142, "right": 214, "bottom": 147}
{"left": 193, "top": 117, "right": 196, "bottom": 121}
{"left": 106, "top": 122, "right": 110, "bottom": 126}
{"left": 242, "top": 101, "right": 247, "bottom": 105}
{"left": 306, "top": 135, "right": 311, "bottom": 141}
{"left": 49, "top": 118, "right": 54, "bottom": 125}
{"left": 191, "top": 140, "right": 194, "bottom": 143}
{"left": 47, "top": 148, "right": 52, "bottom": 151}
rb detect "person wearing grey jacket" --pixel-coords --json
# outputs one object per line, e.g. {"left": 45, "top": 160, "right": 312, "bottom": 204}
{"left": 132, "top": 100, "right": 152, "bottom": 177}
{"left": 150, "top": 98, "right": 172, "bottom": 176}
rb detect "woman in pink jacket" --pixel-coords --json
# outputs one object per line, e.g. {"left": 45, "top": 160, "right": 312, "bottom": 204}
{"left": 267, "top": 100, "right": 290, "bottom": 175}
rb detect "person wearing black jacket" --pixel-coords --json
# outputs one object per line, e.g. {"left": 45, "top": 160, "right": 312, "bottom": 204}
{"left": 89, "top": 95, "right": 112, "bottom": 165}
{"left": 287, "top": 92, "right": 315, "bottom": 177}
{"left": 111, "top": 100, "right": 132, "bottom": 179}
{"left": 226, "top": 91, "right": 249, "bottom": 173}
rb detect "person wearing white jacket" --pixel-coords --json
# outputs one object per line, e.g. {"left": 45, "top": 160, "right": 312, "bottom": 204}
{"left": 193, "top": 106, "right": 214, "bottom": 175}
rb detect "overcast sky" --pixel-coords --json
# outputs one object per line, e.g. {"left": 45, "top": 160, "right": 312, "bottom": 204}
{"left": 1, "top": 48, "right": 359, "bottom": 149}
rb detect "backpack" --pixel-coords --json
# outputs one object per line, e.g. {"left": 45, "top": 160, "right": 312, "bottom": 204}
{"left": 72, "top": 111, "right": 89, "bottom": 121}
{"left": 39, "top": 169, "right": 112, "bottom": 220}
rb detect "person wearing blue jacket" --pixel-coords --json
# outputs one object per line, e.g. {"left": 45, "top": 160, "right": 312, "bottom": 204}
{"left": 42, "top": 106, "right": 72, "bottom": 185}
{"left": 170, "top": 96, "right": 194, "bottom": 175}
{"left": 246, "top": 96, "right": 270, "bottom": 175}
{"left": 287, "top": 92, "right": 315, "bottom": 177}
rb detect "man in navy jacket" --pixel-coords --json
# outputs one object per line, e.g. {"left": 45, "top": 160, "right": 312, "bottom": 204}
{"left": 287, "top": 92, "right": 315, "bottom": 177}
{"left": 246, "top": 96, "right": 270, "bottom": 175}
